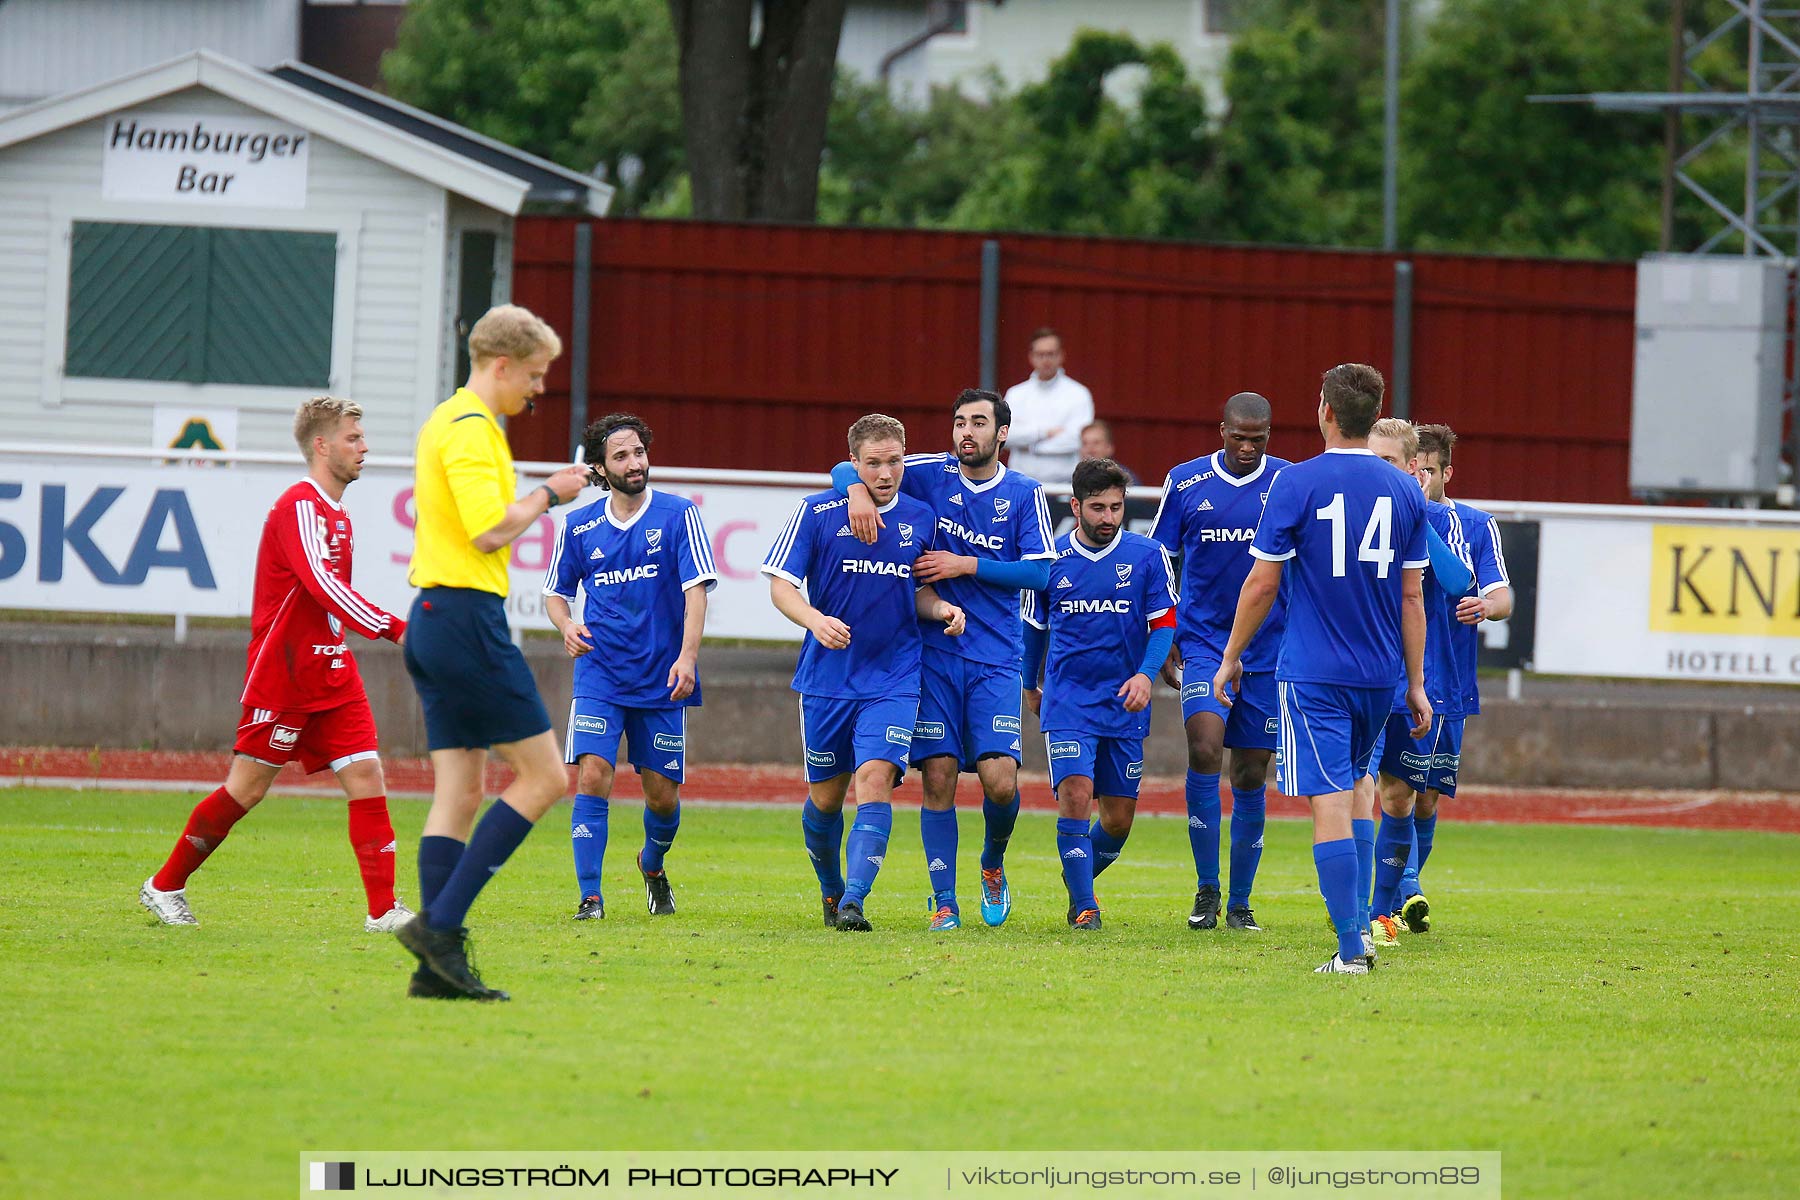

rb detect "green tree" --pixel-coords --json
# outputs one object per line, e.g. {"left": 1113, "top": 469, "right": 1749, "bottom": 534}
{"left": 382, "top": 0, "right": 682, "bottom": 213}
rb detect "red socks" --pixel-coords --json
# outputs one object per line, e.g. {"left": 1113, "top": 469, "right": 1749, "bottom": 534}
{"left": 347, "top": 796, "right": 398, "bottom": 918}
{"left": 152, "top": 786, "right": 248, "bottom": 891}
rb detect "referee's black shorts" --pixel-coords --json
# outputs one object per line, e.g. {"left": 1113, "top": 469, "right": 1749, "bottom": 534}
{"left": 403, "top": 587, "right": 551, "bottom": 751}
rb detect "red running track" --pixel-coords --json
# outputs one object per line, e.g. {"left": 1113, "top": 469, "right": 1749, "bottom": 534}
{"left": 5, "top": 747, "right": 1798, "bottom": 834}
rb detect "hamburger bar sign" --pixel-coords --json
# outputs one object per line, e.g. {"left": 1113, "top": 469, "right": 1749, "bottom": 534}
{"left": 101, "top": 111, "right": 309, "bottom": 208}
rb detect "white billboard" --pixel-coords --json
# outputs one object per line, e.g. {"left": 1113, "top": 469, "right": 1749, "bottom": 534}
{"left": 0, "top": 457, "right": 813, "bottom": 642}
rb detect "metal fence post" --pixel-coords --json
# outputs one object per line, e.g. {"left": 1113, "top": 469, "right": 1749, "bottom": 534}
{"left": 568, "top": 222, "right": 593, "bottom": 460}
{"left": 979, "top": 239, "right": 1000, "bottom": 394}
{"left": 1392, "top": 259, "right": 1414, "bottom": 420}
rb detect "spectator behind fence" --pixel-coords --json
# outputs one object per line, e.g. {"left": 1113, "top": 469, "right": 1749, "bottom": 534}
{"left": 1003, "top": 327, "right": 1094, "bottom": 485}
{"left": 1079, "top": 419, "right": 1139, "bottom": 486}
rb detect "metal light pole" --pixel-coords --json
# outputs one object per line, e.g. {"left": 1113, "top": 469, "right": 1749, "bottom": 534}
{"left": 1383, "top": 0, "right": 1400, "bottom": 250}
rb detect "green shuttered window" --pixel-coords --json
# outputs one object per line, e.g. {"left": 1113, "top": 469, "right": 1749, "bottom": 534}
{"left": 66, "top": 222, "right": 336, "bottom": 387}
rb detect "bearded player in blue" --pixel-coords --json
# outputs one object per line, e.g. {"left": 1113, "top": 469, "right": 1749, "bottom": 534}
{"left": 1150, "top": 391, "right": 1291, "bottom": 934}
{"left": 1214, "top": 364, "right": 1431, "bottom": 975}
{"left": 545, "top": 414, "right": 717, "bottom": 920}
{"left": 1022, "top": 459, "right": 1179, "bottom": 931}
{"left": 765, "top": 414, "right": 967, "bottom": 933}
{"left": 832, "top": 389, "right": 1056, "bottom": 931}
{"left": 1362, "top": 418, "right": 1473, "bottom": 950}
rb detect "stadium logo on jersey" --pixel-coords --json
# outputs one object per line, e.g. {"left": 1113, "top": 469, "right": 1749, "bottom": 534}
{"left": 1175, "top": 472, "right": 1213, "bottom": 492}
{"left": 653, "top": 733, "right": 685, "bottom": 752}
{"left": 937, "top": 516, "right": 1006, "bottom": 551}
{"left": 992, "top": 715, "right": 1022, "bottom": 734}
{"left": 593, "top": 564, "right": 659, "bottom": 586}
{"left": 914, "top": 721, "right": 947, "bottom": 741}
{"left": 1181, "top": 681, "right": 1211, "bottom": 700}
{"left": 1197, "top": 527, "right": 1255, "bottom": 543}
{"left": 1047, "top": 740, "right": 1081, "bottom": 760}
{"left": 574, "top": 715, "right": 608, "bottom": 735}
{"left": 885, "top": 725, "right": 913, "bottom": 747}
{"left": 993, "top": 497, "right": 1010, "bottom": 520}
{"left": 645, "top": 528, "right": 663, "bottom": 554}
{"left": 812, "top": 497, "right": 849, "bottom": 514}
{"left": 1056, "top": 577, "right": 1073, "bottom": 589}
{"left": 805, "top": 748, "right": 836, "bottom": 768}
{"left": 1059, "top": 598, "right": 1132, "bottom": 615}
{"left": 842, "top": 559, "right": 911, "bottom": 577}
{"left": 270, "top": 725, "right": 301, "bottom": 749}
{"left": 573, "top": 516, "right": 604, "bottom": 535}
{"left": 589, "top": 546, "right": 606, "bottom": 560}
{"left": 1126, "top": 761, "right": 1144, "bottom": 779}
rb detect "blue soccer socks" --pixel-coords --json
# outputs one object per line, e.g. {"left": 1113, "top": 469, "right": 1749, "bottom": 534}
{"left": 1186, "top": 770, "right": 1222, "bottom": 889}
{"left": 842, "top": 801, "right": 894, "bottom": 906}
{"left": 1372, "top": 811, "right": 1415, "bottom": 918}
{"left": 571, "top": 793, "right": 610, "bottom": 901}
{"left": 801, "top": 798, "right": 845, "bottom": 898}
{"left": 1352, "top": 817, "right": 1376, "bottom": 929}
{"left": 1057, "top": 817, "right": 1096, "bottom": 912}
{"left": 1088, "top": 819, "right": 1129, "bottom": 878}
{"left": 920, "top": 807, "right": 958, "bottom": 908}
{"left": 1227, "top": 785, "right": 1266, "bottom": 908}
{"left": 979, "top": 791, "right": 1020, "bottom": 871}
{"left": 641, "top": 802, "right": 680, "bottom": 874}
{"left": 1313, "top": 838, "right": 1364, "bottom": 963}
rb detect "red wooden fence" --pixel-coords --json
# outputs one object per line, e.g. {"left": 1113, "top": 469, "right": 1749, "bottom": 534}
{"left": 509, "top": 218, "right": 1637, "bottom": 503}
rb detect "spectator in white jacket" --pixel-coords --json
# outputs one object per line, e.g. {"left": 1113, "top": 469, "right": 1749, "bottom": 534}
{"left": 1001, "top": 327, "right": 1093, "bottom": 486}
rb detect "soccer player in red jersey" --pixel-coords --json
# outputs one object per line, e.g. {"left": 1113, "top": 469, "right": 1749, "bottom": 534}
{"left": 139, "top": 396, "right": 410, "bottom": 930}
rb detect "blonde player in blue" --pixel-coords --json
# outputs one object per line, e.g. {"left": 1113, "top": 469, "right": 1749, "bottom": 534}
{"left": 1023, "top": 459, "right": 1179, "bottom": 931}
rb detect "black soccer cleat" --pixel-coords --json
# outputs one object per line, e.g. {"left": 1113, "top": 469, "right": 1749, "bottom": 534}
{"left": 638, "top": 853, "right": 676, "bottom": 916}
{"left": 396, "top": 916, "right": 510, "bottom": 1001}
{"left": 1069, "top": 907, "right": 1103, "bottom": 931}
{"left": 1225, "top": 905, "right": 1262, "bottom": 932}
{"left": 834, "top": 900, "right": 872, "bottom": 932}
{"left": 1189, "top": 884, "right": 1222, "bottom": 930}
{"left": 573, "top": 895, "right": 605, "bottom": 921}
{"left": 822, "top": 894, "right": 841, "bottom": 929}
{"left": 407, "top": 964, "right": 462, "bottom": 999}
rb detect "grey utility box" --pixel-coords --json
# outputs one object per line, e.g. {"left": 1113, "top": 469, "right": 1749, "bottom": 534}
{"left": 1630, "top": 255, "right": 1788, "bottom": 497}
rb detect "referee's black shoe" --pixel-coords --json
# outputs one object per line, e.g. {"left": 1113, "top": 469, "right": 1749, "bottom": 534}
{"left": 397, "top": 916, "right": 510, "bottom": 1001}
{"left": 407, "top": 964, "right": 461, "bottom": 999}
{"left": 638, "top": 853, "right": 676, "bottom": 915}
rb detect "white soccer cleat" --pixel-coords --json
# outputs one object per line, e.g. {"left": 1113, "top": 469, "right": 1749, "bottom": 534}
{"left": 140, "top": 878, "right": 198, "bottom": 926}
{"left": 1315, "top": 953, "right": 1370, "bottom": 975}
{"left": 365, "top": 901, "right": 415, "bottom": 933}
{"left": 1361, "top": 928, "right": 1378, "bottom": 961}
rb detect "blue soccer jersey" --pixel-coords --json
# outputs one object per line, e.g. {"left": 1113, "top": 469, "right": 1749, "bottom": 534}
{"left": 1150, "top": 450, "right": 1292, "bottom": 673}
{"left": 760, "top": 489, "right": 939, "bottom": 700}
{"left": 1452, "top": 500, "right": 1510, "bottom": 715}
{"left": 900, "top": 454, "right": 1057, "bottom": 667}
{"left": 1023, "top": 530, "right": 1179, "bottom": 738}
{"left": 1251, "top": 448, "right": 1429, "bottom": 688}
{"left": 543, "top": 488, "right": 718, "bottom": 708}
{"left": 1389, "top": 499, "right": 1470, "bottom": 717}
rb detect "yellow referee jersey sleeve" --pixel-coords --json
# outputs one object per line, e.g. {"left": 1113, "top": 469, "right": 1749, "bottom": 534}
{"left": 409, "top": 388, "right": 518, "bottom": 595}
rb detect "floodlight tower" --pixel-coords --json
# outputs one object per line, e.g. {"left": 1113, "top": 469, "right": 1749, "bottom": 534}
{"left": 1538, "top": 1, "right": 1800, "bottom": 505}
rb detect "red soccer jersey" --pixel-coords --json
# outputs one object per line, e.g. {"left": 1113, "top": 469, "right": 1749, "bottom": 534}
{"left": 241, "top": 478, "right": 405, "bottom": 712}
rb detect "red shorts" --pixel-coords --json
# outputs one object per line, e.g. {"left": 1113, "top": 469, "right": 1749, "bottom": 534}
{"left": 235, "top": 696, "right": 380, "bottom": 775}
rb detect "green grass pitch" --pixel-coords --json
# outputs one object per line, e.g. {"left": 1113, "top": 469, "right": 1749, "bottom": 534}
{"left": 2, "top": 787, "right": 1796, "bottom": 1199}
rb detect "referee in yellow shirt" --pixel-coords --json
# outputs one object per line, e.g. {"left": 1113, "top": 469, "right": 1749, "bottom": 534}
{"left": 395, "top": 304, "right": 589, "bottom": 1001}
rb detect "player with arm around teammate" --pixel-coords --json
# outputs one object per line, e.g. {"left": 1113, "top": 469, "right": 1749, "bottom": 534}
{"left": 545, "top": 413, "right": 717, "bottom": 921}
{"left": 1394, "top": 423, "right": 1513, "bottom": 931}
{"left": 833, "top": 389, "right": 1056, "bottom": 930}
{"left": 139, "top": 396, "right": 410, "bottom": 931}
{"left": 1214, "top": 364, "right": 1431, "bottom": 975}
{"left": 1149, "top": 391, "right": 1291, "bottom": 933}
{"left": 1022, "top": 459, "right": 1179, "bottom": 931}
{"left": 764, "top": 415, "right": 966, "bottom": 933}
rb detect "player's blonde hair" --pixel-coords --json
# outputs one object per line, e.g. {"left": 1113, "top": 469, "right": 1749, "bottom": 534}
{"left": 848, "top": 413, "right": 906, "bottom": 456}
{"left": 292, "top": 395, "right": 363, "bottom": 461}
{"left": 468, "top": 304, "right": 562, "bottom": 366}
{"left": 1369, "top": 417, "right": 1418, "bottom": 463}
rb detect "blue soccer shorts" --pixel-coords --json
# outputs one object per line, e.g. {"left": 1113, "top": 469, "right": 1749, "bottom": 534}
{"left": 1377, "top": 712, "right": 1463, "bottom": 796}
{"left": 1044, "top": 729, "right": 1145, "bottom": 799}
{"left": 799, "top": 693, "right": 919, "bottom": 784}
{"left": 1180, "top": 658, "right": 1279, "bottom": 752}
{"left": 911, "top": 649, "right": 1023, "bottom": 768}
{"left": 1274, "top": 681, "right": 1389, "bottom": 798}
{"left": 564, "top": 698, "right": 688, "bottom": 783}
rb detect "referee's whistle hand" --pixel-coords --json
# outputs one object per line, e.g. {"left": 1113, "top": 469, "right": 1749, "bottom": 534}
{"left": 547, "top": 465, "right": 590, "bottom": 504}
